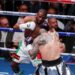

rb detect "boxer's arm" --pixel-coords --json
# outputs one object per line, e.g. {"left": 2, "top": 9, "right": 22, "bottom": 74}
{"left": 28, "top": 38, "right": 39, "bottom": 59}
{"left": 24, "top": 16, "right": 35, "bottom": 23}
{"left": 28, "top": 34, "right": 47, "bottom": 59}
{"left": 13, "top": 21, "right": 36, "bottom": 31}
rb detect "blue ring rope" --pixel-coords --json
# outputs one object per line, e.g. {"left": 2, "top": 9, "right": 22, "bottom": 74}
{"left": 0, "top": 27, "right": 23, "bottom": 32}
{"left": 0, "top": 27, "right": 75, "bottom": 36}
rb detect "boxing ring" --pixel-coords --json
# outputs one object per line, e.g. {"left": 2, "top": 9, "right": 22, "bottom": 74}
{"left": 0, "top": 4, "right": 75, "bottom": 75}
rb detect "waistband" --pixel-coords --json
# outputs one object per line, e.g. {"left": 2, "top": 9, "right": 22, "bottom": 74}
{"left": 42, "top": 57, "right": 62, "bottom": 67}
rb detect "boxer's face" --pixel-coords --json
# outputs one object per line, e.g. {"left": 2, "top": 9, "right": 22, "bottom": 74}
{"left": 36, "top": 12, "right": 46, "bottom": 24}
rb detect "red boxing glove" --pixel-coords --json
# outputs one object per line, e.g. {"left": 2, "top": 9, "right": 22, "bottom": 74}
{"left": 10, "top": 53, "right": 20, "bottom": 60}
{"left": 37, "top": 53, "right": 42, "bottom": 59}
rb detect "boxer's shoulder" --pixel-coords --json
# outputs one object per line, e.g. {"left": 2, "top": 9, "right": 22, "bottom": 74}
{"left": 24, "top": 16, "right": 36, "bottom": 22}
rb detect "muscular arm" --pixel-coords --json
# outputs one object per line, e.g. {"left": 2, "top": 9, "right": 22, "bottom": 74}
{"left": 13, "top": 21, "right": 36, "bottom": 32}
{"left": 28, "top": 38, "right": 39, "bottom": 59}
{"left": 28, "top": 33, "right": 48, "bottom": 59}
{"left": 13, "top": 16, "right": 35, "bottom": 29}
{"left": 24, "top": 16, "right": 35, "bottom": 23}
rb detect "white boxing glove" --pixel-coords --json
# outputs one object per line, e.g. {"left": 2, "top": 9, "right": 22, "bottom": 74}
{"left": 19, "top": 21, "right": 36, "bottom": 31}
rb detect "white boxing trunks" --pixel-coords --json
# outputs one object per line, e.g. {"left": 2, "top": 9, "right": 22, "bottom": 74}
{"left": 35, "top": 57, "right": 73, "bottom": 75}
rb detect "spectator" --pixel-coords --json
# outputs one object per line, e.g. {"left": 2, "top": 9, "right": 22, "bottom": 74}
{"left": 47, "top": 4, "right": 69, "bottom": 24}
{"left": 16, "top": 3, "right": 29, "bottom": 24}
{"left": 0, "top": 16, "right": 24, "bottom": 61}
{"left": 12, "top": 4, "right": 28, "bottom": 47}
{"left": 48, "top": 18, "right": 65, "bottom": 31}
{"left": 10, "top": 3, "right": 29, "bottom": 27}
{"left": 17, "top": 3, "right": 28, "bottom": 12}
{"left": 64, "top": 20, "right": 75, "bottom": 53}
{"left": 47, "top": 7, "right": 65, "bottom": 30}
{"left": 0, "top": 17, "right": 13, "bottom": 61}
{"left": 48, "top": 7, "right": 58, "bottom": 14}
{"left": 0, "top": 17, "right": 12, "bottom": 48}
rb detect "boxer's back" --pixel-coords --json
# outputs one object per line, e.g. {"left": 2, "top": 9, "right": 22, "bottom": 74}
{"left": 34, "top": 30, "right": 62, "bottom": 61}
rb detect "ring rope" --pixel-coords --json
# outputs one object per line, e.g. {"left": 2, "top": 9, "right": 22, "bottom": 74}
{"left": 0, "top": 27, "right": 23, "bottom": 32}
{"left": 0, "top": 11, "right": 75, "bottom": 19}
{"left": 58, "top": 32, "right": 75, "bottom": 36}
{"left": 0, "top": 27, "right": 75, "bottom": 36}
{"left": 0, "top": 47, "right": 75, "bottom": 56}
{"left": 0, "top": 47, "right": 16, "bottom": 52}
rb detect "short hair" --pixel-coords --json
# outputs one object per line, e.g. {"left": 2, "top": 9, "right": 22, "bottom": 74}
{"left": 37, "top": 9, "right": 47, "bottom": 17}
{"left": 0, "top": 17, "right": 8, "bottom": 24}
{"left": 48, "top": 7, "right": 58, "bottom": 14}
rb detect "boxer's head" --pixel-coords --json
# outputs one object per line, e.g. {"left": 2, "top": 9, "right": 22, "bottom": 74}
{"left": 36, "top": 9, "right": 47, "bottom": 25}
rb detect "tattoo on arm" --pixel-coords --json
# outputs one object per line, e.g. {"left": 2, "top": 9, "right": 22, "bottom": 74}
{"left": 28, "top": 39, "right": 39, "bottom": 59}
{"left": 28, "top": 34, "right": 47, "bottom": 59}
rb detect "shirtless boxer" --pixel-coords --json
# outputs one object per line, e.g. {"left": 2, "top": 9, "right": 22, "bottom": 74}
{"left": 11, "top": 21, "right": 41, "bottom": 75}
{"left": 11, "top": 19, "right": 46, "bottom": 75}
{"left": 28, "top": 21, "right": 72, "bottom": 75}
{"left": 12, "top": 9, "right": 48, "bottom": 75}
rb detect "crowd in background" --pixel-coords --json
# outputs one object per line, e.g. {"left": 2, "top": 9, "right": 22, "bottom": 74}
{"left": 0, "top": 0, "right": 75, "bottom": 61}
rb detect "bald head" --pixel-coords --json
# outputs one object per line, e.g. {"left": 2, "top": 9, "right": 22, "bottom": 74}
{"left": 48, "top": 18, "right": 58, "bottom": 29}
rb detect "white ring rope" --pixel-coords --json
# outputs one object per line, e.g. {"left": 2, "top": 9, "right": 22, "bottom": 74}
{"left": 0, "top": 47, "right": 16, "bottom": 52}
{"left": 0, "top": 11, "right": 75, "bottom": 19}
{"left": 0, "top": 27, "right": 75, "bottom": 37}
{"left": 0, "top": 47, "right": 75, "bottom": 56}
{"left": 61, "top": 53, "right": 75, "bottom": 56}
{"left": 0, "top": 47, "right": 35, "bottom": 66}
